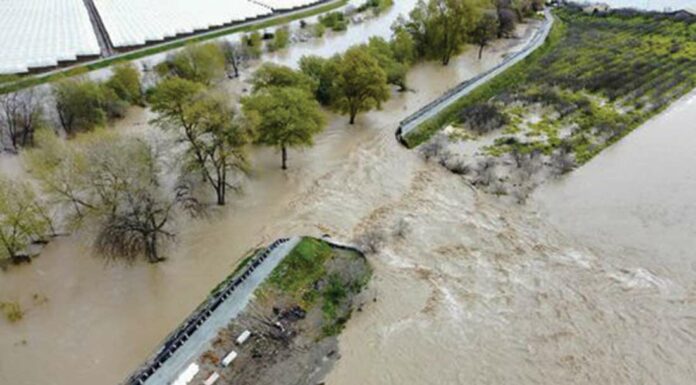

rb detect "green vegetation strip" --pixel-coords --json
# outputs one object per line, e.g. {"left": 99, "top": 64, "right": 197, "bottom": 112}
{"left": 265, "top": 237, "right": 371, "bottom": 337}
{"left": 0, "top": 0, "right": 348, "bottom": 95}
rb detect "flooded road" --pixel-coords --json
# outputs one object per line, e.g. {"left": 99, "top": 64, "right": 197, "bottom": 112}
{"left": 2, "top": 4, "right": 696, "bottom": 385}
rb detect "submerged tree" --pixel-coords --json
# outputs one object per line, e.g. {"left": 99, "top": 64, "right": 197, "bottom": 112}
{"left": 299, "top": 55, "right": 340, "bottom": 106}
{"left": 105, "top": 63, "right": 144, "bottom": 105}
{"left": 471, "top": 12, "right": 499, "bottom": 59}
{"left": 0, "top": 177, "right": 51, "bottom": 263}
{"left": 0, "top": 88, "right": 43, "bottom": 151}
{"left": 333, "top": 46, "right": 390, "bottom": 124}
{"left": 149, "top": 77, "right": 251, "bottom": 205}
{"left": 52, "top": 77, "right": 108, "bottom": 134}
{"left": 220, "top": 39, "right": 262, "bottom": 78}
{"left": 406, "top": 0, "right": 483, "bottom": 65}
{"left": 156, "top": 43, "right": 226, "bottom": 85}
{"left": 251, "top": 63, "right": 317, "bottom": 94}
{"left": 366, "top": 37, "right": 409, "bottom": 91}
{"left": 242, "top": 86, "right": 325, "bottom": 170}
{"left": 25, "top": 130, "right": 178, "bottom": 263}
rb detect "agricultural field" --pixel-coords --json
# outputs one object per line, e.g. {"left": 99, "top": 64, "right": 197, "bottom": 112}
{"left": 0, "top": 0, "right": 100, "bottom": 74}
{"left": 410, "top": 7, "right": 696, "bottom": 200}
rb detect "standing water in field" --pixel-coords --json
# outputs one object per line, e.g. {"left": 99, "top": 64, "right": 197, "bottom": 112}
{"left": 1, "top": 4, "right": 696, "bottom": 385}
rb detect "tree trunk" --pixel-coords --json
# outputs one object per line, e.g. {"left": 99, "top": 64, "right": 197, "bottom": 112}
{"left": 216, "top": 168, "right": 226, "bottom": 205}
{"left": 281, "top": 145, "right": 288, "bottom": 170}
{"left": 478, "top": 45, "right": 484, "bottom": 60}
{"left": 349, "top": 111, "right": 356, "bottom": 125}
{"left": 217, "top": 183, "right": 226, "bottom": 205}
{"left": 442, "top": 53, "right": 451, "bottom": 66}
{"left": 145, "top": 233, "right": 163, "bottom": 263}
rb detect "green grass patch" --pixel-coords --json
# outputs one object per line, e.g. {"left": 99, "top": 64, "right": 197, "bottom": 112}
{"left": 267, "top": 237, "right": 334, "bottom": 306}
{"left": 0, "top": 0, "right": 348, "bottom": 95}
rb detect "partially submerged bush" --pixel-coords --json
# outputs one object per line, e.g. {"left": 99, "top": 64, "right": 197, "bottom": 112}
{"left": 458, "top": 103, "right": 509, "bottom": 134}
{"left": 0, "top": 301, "right": 23, "bottom": 323}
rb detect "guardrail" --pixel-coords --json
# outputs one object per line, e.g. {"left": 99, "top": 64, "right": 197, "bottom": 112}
{"left": 395, "top": 9, "right": 554, "bottom": 146}
{"left": 122, "top": 237, "right": 291, "bottom": 385}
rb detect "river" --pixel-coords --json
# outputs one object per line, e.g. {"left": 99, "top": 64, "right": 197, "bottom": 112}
{"left": 2, "top": 2, "right": 696, "bottom": 385}
{"left": 533, "top": 90, "right": 696, "bottom": 287}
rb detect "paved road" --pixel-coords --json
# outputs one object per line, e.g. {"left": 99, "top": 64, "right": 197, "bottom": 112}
{"left": 139, "top": 237, "right": 301, "bottom": 385}
{"left": 397, "top": 9, "right": 554, "bottom": 143}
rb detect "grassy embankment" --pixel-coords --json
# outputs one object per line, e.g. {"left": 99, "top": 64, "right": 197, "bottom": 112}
{"left": 263, "top": 237, "right": 371, "bottom": 337}
{"left": 0, "top": 0, "right": 349, "bottom": 95}
{"left": 404, "top": 8, "right": 696, "bottom": 165}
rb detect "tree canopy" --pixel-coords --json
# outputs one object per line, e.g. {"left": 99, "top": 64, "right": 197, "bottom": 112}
{"left": 149, "top": 77, "right": 251, "bottom": 205}
{"left": 0, "top": 177, "right": 51, "bottom": 263}
{"left": 156, "top": 43, "right": 226, "bottom": 85}
{"left": 24, "top": 130, "right": 178, "bottom": 263}
{"left": 333, "top": 46, "right": 390, "bottom": 124}
{"left": 406, "top": 0, "right": 484, "bottom": 65}
{"left": 251, "top": 63, "right": 317, "bottom": 94}
{"left": 242, "top": 86, "right": 325, "bottom": 169}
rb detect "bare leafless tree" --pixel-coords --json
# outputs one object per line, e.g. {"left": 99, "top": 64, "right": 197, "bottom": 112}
{"left": 0, "top": 89, "right": 43, "bottom": 151}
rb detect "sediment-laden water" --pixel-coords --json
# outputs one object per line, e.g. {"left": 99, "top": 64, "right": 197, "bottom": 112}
{"left": 1, "top": 3, "right": 696, "bottom": 385}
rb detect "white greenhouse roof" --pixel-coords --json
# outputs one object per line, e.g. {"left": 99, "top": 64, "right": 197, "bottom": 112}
{"left": 254, "top": 0, "right": 325, "bottom": 11}
{"left": 0, "top": 0, "right": 101, "bottom": 74}
{"left": 93, "top": 0, "right": 275, "bottom": 48}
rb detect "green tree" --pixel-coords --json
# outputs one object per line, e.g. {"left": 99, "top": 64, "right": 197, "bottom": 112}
{"left": 269, "top": 27, "right": 290, "bottom": 52}
{"left": 251, "top": 63, "right": 317, "bottom": 94}
{"left": 242, "top": 87, "right": 325, "bottom": 170}
{"left": 53, "top": 77, "right": 108, "bottom": 134}
{"left": 333, "top": 46, "right": 390, "bottom": 124}
{"left": 0, "top": 177, "right": 51, "bottom": 263}
{"left": 242, "top": 32, "right": 264, "bottom": 58}
{"left": 406, "top": 0, "right": 483, "bottom": 65}
{"left": 149, "top": 77, "right": 250, "bottom": 205}
{"left": 366, "top": 37, "right": 408, "bottom": 91}
{"left": 156, "top": 43, "right": 226, "bottom": 85}
{"left": 299, "top": 55, "right": 340, "bottom": 105}
{"left": 390, "top": 24, "right": 417, "bottom": 65}
{"left": 471, "top": 12, "right": 499, "bottom": 59}
{"left": 105, "top": 63, "right": 143, "bottom": 105}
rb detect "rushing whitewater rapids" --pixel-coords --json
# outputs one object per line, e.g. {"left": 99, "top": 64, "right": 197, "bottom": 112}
{"left": 2, "top": 3, "right": 696, "bottom": 385}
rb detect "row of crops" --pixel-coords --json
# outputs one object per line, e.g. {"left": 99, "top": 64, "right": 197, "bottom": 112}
{"left": 410, "top": 7, "right": 696, "bottom": 166}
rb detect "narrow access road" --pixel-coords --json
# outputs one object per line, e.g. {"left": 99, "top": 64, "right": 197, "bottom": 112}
{"left": 397, "top": 9, "right": 554, "bottom": 143}
{"left": 138, "top": 237, "right": 301, "bottom": 385}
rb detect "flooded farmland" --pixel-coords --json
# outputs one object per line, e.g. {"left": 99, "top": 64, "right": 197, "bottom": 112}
{"left": 2, "top": 2, "right": 696, "bottom": 385}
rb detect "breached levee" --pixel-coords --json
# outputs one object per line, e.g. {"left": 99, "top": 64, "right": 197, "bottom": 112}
{"left": 122, "top": 236, "right": 371, "bottom": 385}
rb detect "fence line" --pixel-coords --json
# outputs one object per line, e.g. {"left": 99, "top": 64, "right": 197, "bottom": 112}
{"left": 122, "top": 237, "right": 291, "bottom": 385}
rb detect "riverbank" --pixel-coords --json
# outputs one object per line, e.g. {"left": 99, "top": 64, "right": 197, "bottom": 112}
{"left": 408, "top": 6, "right": 696, "bottom": 201}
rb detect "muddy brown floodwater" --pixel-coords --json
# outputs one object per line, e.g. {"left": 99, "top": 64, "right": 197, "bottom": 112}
{"left": 2, "top": 7, "right": 696, "bottom": 385}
